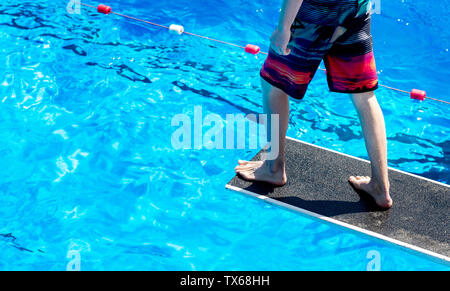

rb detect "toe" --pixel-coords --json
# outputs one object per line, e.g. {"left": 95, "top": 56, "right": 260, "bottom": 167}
{"left": 349, "top": 176, "right": 361, "bottom": 184}
{"left": 238, "top": 170, "right": 255, "bottom": 181}
{"left": 235, "top": 165, "right": 249, "bottom": 172}
{"left": 235, "top": 164, "right": 256, "bottom": 171}
{"left": 349, "top": 175, "right": 367, "bottom": 190}
{"left": 235, "top": 165, "right": 248, "bottom": 172}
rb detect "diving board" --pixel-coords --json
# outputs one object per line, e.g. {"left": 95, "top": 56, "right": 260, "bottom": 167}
{"left": 226, "top": 137, "right": 450, "bottom": 263}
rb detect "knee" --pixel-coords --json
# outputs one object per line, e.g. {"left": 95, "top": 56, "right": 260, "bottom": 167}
{"left": 350, "top": 91, "right": 377, "bottom": 109}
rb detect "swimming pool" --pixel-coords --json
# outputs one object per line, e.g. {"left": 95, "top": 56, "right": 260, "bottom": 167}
{"left": 0, "top": 0, "right": 448, "bottom": 270}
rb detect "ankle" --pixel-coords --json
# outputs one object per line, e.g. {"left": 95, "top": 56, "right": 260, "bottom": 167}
{"left": 266, "top": 158, "right": 285, "bottom": 172}
{"left": 370, "top": 177, "right": 390, "bottom": 194}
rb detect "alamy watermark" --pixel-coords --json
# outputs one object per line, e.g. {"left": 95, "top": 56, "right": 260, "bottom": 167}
{"left": 171, "top": 106, "right": 280, "bottom": 160}
{"left": 66, "top": 250, "right": 81, "bottom": 271}
{"left": 371, "top": 0, "right": 382, "bottom": 15}
{"left": 366, "top": 250, "right": 381, "bottom": 271}
{"left": 66, "top": 0, "right": 81, "bottom": 15}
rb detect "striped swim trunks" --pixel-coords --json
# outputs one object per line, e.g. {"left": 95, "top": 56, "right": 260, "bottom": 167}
{"left": 260, "top": 0, "right": 378, "bottom": 99}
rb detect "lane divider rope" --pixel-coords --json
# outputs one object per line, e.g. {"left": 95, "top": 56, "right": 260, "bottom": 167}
{"left": 78, "top": 2, "right": 449, "bottom": 105}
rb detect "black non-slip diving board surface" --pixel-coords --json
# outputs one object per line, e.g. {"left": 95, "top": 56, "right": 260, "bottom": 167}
{"left": 226, "top": 137, "right": 450, "bottom": 262}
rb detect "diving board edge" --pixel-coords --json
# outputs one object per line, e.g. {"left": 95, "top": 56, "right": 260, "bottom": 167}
{"left": 226, "top": 137, "right": 450, "bottom": 265}
{"left": 225, "top": 184, "right": 450, "bottom": 265}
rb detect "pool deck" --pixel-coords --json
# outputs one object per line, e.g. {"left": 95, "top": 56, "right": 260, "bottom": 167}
{"left": 226, "top": 137, "right": 450, "bottom": 263}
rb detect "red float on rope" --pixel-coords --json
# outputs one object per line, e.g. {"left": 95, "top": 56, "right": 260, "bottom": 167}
{"left": 245, "top": 44, "right": 260, "bottom": 55}
{"left": 410, "top": 89, "right": 426, "bottom": 101}
{"left": 97, "top": 4, "right": 112, "bottom": 15}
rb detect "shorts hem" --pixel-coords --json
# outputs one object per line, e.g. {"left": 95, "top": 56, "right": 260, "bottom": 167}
{"left": 260, "top": 71, "right": 307, "bottom": 100}
{"left": 329, "top": 83, "right": 379, "bottom": 94}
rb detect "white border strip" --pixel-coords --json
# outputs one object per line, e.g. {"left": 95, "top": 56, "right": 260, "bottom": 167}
{"left": 226, "top": 184, "right": 450, "bottom": 264}
{"left": 285, "top": 136, "right": 450, "bottom": 188}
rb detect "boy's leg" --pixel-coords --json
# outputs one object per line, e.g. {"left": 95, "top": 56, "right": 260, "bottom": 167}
{"left": 235, "top": 78, "right": 289, "bottom": 186}
{"left": 349, "top": 91, "right": 393, "bottom": 209}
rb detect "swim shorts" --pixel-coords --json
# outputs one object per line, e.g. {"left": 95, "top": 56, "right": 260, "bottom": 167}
{"left": 260, "top": 0, "right": 378, "bottom": 99}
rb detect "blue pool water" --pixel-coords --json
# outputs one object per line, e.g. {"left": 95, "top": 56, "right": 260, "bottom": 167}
{"left": 0, "top": 0, "right": 448, "bottom": 270}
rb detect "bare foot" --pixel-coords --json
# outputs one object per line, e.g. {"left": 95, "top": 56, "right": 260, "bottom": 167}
{"left": 349, "top": 176, "right": 393, "bottom": 209}
{"left": 235, "top": 160, "right": 287, "bottom": 186}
